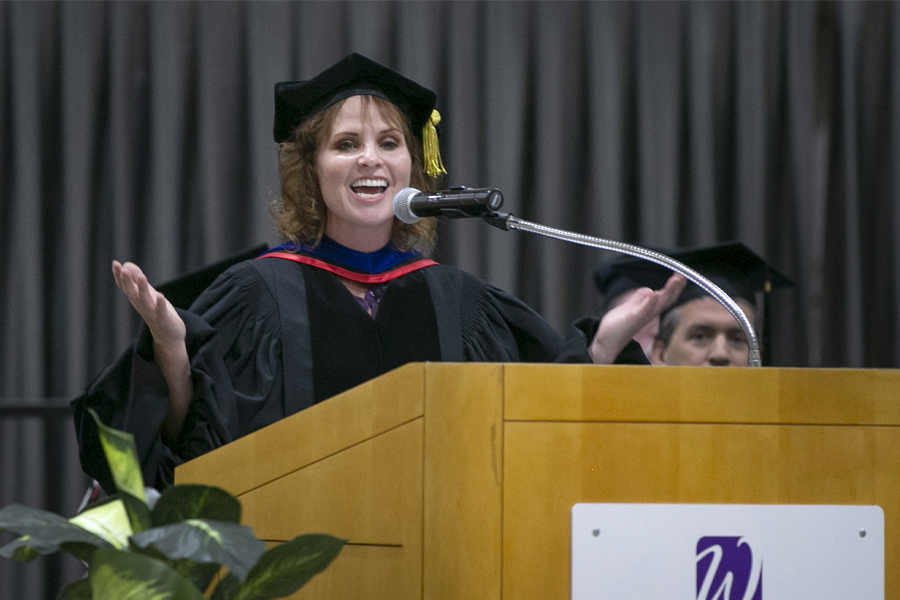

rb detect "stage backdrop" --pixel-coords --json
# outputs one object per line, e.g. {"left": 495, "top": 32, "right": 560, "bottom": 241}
{"left": 2, "top": 2, "right": 899, "bottom": 599}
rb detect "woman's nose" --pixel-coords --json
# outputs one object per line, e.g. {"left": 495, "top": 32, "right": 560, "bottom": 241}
{"left": 357, "top": 143, "right": 381, "bottom": 166}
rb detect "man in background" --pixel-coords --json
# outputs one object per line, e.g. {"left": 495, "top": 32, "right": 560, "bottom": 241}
{"left": 650, "top": 283, "right": 757, "bottom": 367}
{"left": 595, "top": 242, "right": 792, "bottom": 366}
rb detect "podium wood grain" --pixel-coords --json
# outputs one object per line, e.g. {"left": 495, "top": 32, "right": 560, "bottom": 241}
{"left": 176, "top": 363, "right": 900, "bottom": 599}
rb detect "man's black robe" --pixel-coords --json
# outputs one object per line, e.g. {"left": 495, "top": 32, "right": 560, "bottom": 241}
{"left": 73, "top": 257, "right": 643, "bottom": 491}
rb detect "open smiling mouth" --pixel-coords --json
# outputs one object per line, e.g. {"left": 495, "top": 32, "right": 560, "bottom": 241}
{"left": 351, "top": 179, "right": 388, "bottom": 199}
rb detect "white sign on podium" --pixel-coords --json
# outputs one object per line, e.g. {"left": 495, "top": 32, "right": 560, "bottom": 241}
{"left": 571, "top": 503, "right": 883, "bottom": 600}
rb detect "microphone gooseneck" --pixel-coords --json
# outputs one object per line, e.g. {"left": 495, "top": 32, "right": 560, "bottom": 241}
{"left": 485, "top": 213, "right": 762, "bottom": 367}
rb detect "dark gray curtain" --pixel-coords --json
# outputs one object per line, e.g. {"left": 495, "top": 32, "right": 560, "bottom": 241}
{"left": 2, "top": 2, "right": 898, "bottom": 597}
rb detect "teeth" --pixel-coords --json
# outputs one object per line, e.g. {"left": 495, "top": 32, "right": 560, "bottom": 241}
{"left": 352, "top": 179, "right": 388, "bottom": 188}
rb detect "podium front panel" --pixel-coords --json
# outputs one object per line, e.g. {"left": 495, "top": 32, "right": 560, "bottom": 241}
{"left": 175, "top": 363, "right": 900, "bottom": 600}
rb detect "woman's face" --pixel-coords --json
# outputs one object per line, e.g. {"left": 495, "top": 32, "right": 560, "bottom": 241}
{"left": 316, "top": 95, "right": 412, "bottom": 251}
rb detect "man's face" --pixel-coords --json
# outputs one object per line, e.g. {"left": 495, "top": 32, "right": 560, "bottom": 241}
{"left": 651, "top": 297, "right": 755, "bottom": 367}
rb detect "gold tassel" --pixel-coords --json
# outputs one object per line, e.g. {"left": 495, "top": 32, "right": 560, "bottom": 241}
{"left": 423, "top": 109, "right": 447, "bottom": 177}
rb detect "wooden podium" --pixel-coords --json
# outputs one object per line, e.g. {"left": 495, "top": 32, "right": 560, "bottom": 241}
{"left": 175, "top": 363, "right": 900, "bottom": 599}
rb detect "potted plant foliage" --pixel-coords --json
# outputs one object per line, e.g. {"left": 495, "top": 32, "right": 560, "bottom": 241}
{"left": 0, "top": 408, "right": 345, "bottom": 599}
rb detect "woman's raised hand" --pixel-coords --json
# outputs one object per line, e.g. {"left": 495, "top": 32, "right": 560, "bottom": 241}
{"left": 112, "top": 260, "right": 191, "bottom": 441}
{"left": 111, "top": 261, "right": 186, "bottom": 346}
{"left": 589, "top": 273, "right": 686, "bottom": 364}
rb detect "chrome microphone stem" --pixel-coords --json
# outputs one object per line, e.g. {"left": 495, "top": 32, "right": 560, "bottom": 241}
{"left": 496, "top": 213, "right": 762, "bottom": 368}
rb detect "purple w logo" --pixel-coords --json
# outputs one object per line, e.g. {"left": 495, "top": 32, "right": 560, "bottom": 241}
{"left": 696, "top": 537, "right": 762, "bottom": 600}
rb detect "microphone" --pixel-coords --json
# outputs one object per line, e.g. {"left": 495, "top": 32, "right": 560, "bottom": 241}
{"left": 393, "top": 186, "right": 504, "bottom": 224}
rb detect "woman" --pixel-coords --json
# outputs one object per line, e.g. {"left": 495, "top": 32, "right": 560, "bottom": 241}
{"left": 74, "top": 53, "right": 684, "bottom": 491}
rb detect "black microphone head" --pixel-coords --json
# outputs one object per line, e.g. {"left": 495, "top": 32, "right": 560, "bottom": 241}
{"left": 393, "top": 187, "right": 422, "bottom": 224}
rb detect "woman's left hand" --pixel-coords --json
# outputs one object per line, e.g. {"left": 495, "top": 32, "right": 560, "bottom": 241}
{"left": 589, "top": 273, "right": 686, "bottom": 364}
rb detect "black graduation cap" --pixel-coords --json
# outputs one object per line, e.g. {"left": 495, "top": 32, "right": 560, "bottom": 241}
{"left": 273, "top": 53, "right": 437, "bottom": 145}
{"left": 594, "top": 241, "right": 793, "bottom": 364}
{"left": 156, "top": 243, "right": 269, "bottom": 310}
{"left": 594, "top": 246, "right": 671, "bottom": 313}
{"left": 606, "top": 242, "right": 792, "bottom": 306}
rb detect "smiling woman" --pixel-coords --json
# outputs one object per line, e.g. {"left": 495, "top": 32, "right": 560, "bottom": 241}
{"left": 313, "top": 96, "right": 413, "bottom": 251}
{"left": 275, "top": 87, "right": 438, "bottom": 254}
{"left": 72, "top": 53, "right": 684, "bottom": 493}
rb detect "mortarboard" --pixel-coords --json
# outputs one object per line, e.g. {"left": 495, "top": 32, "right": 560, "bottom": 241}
{"left": 273, "top": 53, "right": 445, "bottom": 177}
{"left": 593, "top": 246, "right": 671, "bottom": 313}
{"left": 157, "top": 243, "right": 270, "bottom": 310}
{"left": 602, "top": 242, "right": 792, "bottom": 308}
{"left": 596, "top": 241, "right": 793, "bottom": 365}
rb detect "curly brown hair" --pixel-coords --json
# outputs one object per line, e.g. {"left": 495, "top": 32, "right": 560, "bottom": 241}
{"left": 272, "top": 94, "right": 439, "bottom": 251}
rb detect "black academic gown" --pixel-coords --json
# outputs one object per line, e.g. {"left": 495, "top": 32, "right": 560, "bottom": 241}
{"left": 73, "top": 257, "right": 644, "bottom": 491}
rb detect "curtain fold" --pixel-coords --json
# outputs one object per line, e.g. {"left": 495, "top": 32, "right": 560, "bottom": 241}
{"left": 1, "top": 2, "right": 897, "bottom": 597}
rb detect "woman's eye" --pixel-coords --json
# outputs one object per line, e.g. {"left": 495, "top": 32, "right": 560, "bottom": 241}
{"left": 336, "top": 140, "right": 356, "bottom": 151}
{"left": 381, "top": 138, "right": 400, "bottom": 150}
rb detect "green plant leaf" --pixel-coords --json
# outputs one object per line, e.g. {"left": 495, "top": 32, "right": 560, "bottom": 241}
{"left": 1, "top": 536, "right": 41, "bottom": 561}
{"left": 123, "top": 539, "right": 221, "bottom": 591}
{"left": 130, "top": 519, "right": 265, "bottom": 582}
{"left": 152, "top": 485, "right": 241, "bottom": 526}
{"left": 89, "top": 548, "right": 206, "bottom": 600}
{"left": 3, "top": 535, "right": 101, "bottom": 564}
{"left": 177, "top": 560, "right": 222, "bottom": 592}
{"left": 210, "top": 572, "right": 240, "bottom": 600}
{"left": 87, "top": 408, "right": 145, "bottom": 503}
{"left": 233, "top": 534, "right": 345, "bottom": 600}
{"left": 119, "top": 490, "right": 153, "bottom": 534}
{"left": 57, "top": 577, "right": 92, "bottom": 600}
{"left": 86, "top": 408, "right": 152, "bottom": 534}
{"left": 70, "top": 498, "right": 132, "bottom": 549}
{"left": 0, "top": 504, "right": 111, "bottom": 561}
